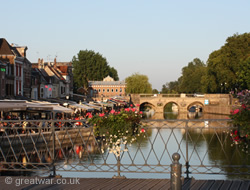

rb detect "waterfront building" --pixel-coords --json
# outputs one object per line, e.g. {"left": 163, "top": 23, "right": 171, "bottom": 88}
{"left": 32, "top": 58, "right": 73, "bottom": 100}
{"left": 0, "top": 38, "right": 31, "bottom": 98}
{"left": 0, "top": 60, "right": 6, "bottom": 98}
{"left": 88, "top": 76, "right": 126, "bottom": 100}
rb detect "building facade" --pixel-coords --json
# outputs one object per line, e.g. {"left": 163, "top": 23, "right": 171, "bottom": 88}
{"left": 32, "top": 58, "right": 73, "bottom": 100}
{"left": 88, "top": 76, "right": 126, "bottom": 100}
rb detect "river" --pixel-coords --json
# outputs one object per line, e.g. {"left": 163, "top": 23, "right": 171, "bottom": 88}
{"left": 51, "top": 112, "right": 249, "bottom": 180}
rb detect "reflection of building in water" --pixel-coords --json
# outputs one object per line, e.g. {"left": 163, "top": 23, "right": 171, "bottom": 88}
{"left": 144, "top": 109, "right": 155, "bottom": 118}
{"left": 172, "top": 104, "right": 179, "bottom": 112}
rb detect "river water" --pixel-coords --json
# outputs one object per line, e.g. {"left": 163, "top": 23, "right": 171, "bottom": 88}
{"left": 52, "top": 112, "right": 249, "bottom": 180}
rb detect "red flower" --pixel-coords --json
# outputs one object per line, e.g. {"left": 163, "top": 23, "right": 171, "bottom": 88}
{"left": 110, "top": 110, "right": 115, "bottom": 114}
{"left": 233, "top": 109, "right": 239, "bottom": 115}
{"left": 125, "top": 108, "right": 130, "bottom": 112}
{"left": 141, "top": 128, "right": 145, "bottom": 133}
{"left": 99, "top": 113, "right": 105, "bottom": 117}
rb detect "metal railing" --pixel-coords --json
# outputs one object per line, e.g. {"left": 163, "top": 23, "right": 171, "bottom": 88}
{"left": 0, "top": 119, "right": 249, "bottom": 179}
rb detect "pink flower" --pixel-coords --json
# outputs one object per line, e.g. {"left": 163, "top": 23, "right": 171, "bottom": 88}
{"left": 141, "top": 128, "right": 145, "bottom": 133}
{"left": 136, "top": 104, "right": 140, "bottom": 107}
{"left": 139, "top": 111, "right": 143, "bottom": 114}
{"left": 131, "top": 108, "right": 136, "bottom": 112}
{"left": 110, "top": 110, "right": 115, "bottom": 114}
{"left": 99, "top": 113, "right": 105, "bottom": 117}
{"left": 233, "top": 109, "right": 239, "bottom": 115}
{"left": 125, "top": 108, "right": 130, "bottom": 112}
{"left": 130, "top": 104, "right": 133, "bottom": 107}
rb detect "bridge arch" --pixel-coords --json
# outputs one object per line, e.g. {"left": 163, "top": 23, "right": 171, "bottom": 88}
{"left": 187, "top": 101, "right": 204, "bottom": 111}
{"left": 163, "top": 101, "right": 180, "bottom": 119}
{"left": 163, "top": 101, "right": 181, "bottom": 112}
{"left": 140, "top": 102, "right": 156, "bottom": 118}
{"left": 187, "top": 101, "right": 204, "bottom": 112}
{"left": 140, "top": 102, "right": 156, "bottom": 110}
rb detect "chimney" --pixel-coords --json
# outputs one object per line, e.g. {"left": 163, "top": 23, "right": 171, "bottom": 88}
{"left": 54, "top": 58, "right": 57, "bottom": 68}
{"left": 41, "top": 59, "right": 44, "bottom": 68}
{"left": 38, "top": 58, "right": 41, "bottom": 68}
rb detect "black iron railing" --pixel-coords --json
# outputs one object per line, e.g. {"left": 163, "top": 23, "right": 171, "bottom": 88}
{"left": 0, "top": 119, "right": 249, "bottom": 179}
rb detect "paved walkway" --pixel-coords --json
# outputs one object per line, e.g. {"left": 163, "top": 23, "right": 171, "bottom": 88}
{"left": 0, "top": 176, "right": 249, "bottom": 190}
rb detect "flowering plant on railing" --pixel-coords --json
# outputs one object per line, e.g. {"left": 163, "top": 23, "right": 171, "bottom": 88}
{"left": 88, "top": 107, "right": 144, "bottom": 157}
{"left": 230, "top": 90, "right": 250, "bottom": 152}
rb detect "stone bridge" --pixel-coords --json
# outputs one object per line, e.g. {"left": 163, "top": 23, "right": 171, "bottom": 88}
{"left": 130, "top": 94, "right": 233, "bottom": 119}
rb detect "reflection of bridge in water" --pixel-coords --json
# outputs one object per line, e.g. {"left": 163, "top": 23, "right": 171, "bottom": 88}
{"left": 141, "top": 119, "right": 230, "bottom": 129}
{"left": 131, "top": 94, "right": 233, "bottom": 119}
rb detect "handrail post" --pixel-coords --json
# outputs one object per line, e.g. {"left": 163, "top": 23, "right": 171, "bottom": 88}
{"left": 185, "top": 120, "right": 190, "bottom": 178}
{"left": 171, "top": 153, "right": 182, "bottom": 190}
{"left": 51, "top": 121, "right": 56, "bottom": 177}
{"left": 112, "top": 155, "right": 126, "bottom": 179}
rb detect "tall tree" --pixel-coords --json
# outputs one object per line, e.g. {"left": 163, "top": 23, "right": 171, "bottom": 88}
{"left": 161, "top": 81, "right": 179, "bottom": 94}
{"left": 125, "top": 73, "right": 152, "bottom": 94}
{"left": 178, "top": 58, "right": 207, "bottom": 93}
{"left": 237, "top": 56, "right": 250, "bottom": 90}
{"left": 72, "top": 50, "right": 119, "bottom": 89}
{"left": 206, "top": 33, "right": 250, "bottom": 92}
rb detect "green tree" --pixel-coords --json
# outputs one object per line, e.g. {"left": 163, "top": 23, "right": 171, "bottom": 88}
{"left": 125, "top": 73, "right": 152, "bottom": 94}
{"left": 206, "top": 33, "right": 250, "bottom": 92}
{"left": 178, "top": 58, "right": 207, "bottom": 93}
{"left": 72, "top": 50, "right": 119, "bottom": 89}
{"left": 237, "top": 56, "right": 250, "bottom": 90}
{"left": 161, "top": 81, "right": 179, "bottom": 94}
{"left": 152, "top": 89, "right": 159, "bottom": 94}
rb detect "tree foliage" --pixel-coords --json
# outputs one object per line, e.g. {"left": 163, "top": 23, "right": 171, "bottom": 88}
{"left": 178, "top": 58, "right": 206, "bottom": 93}
{"left": 72, "top": 50, "right": 119, "bottom": 89}
{"left": 161, "top": 81, "right": 179, "bottom": 94}
{"left": 125, "top": 73, "right": 152, "bottom": 94}
{"left": 206, "top": 33, "right": 250, "bottom": 92}
{"left": 237, "top": 56, "right": 250, "bottom": 90}
{"left": 162, "top": 33, "right": 250, "bottom": 94}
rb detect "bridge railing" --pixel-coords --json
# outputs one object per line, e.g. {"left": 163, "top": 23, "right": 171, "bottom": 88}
{"left": 139, "top": 94, "right": 206, "bottom": 98}
{"left": 0, "top": 119, "right": 249, "bottom": 179}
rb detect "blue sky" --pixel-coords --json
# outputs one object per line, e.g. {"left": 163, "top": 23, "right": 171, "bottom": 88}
{"left": 1, "top": 0, "right": 250, "bottom": 90}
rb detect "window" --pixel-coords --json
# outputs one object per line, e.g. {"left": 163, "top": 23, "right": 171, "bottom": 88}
{"left": 111, "top": 89, "right": 114, "bottom": 92}
{"left": 120, "top": 88, "right": 122, "bottom": 92}
{"left": 98, "top": 89, "right": 101, "bottom": 92}
{"left": 116, "top": 89, "right": 118, "bottom": 92}
{"left": 41, "top": 88, "right": 44, "bottom": 98}
{"left": 19, "top": 66, "right": 21, "bottom": 77}
{"left": 103, "top": 89, "right": 105, "bottom": 92}
{"left": 107, "top": 89, "right": 109, "bottom": 92}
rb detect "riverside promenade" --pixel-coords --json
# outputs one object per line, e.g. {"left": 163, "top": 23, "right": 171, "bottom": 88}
{"left": 0, "top": 176, "right": 249, "bottom": 190}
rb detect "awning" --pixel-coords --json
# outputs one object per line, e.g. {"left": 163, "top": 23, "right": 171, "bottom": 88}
{"left": 51, "top": 105, "right": 74, "bottom": 113}
{"left": 30, "top": 101, "right": 73, "bottom": 113}
{"left": 83, "top": 103, "right": 102, "bottom": 111}
{"left": 68, "top": 103, "right": 94, "bottom": 112}
{"left": 0, "top": 101, "right": 27, "bottom": 112}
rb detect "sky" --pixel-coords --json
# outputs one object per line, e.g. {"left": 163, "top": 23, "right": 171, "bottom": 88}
{"left": 1, "top": 0, "right": 250, "bottom": 90}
